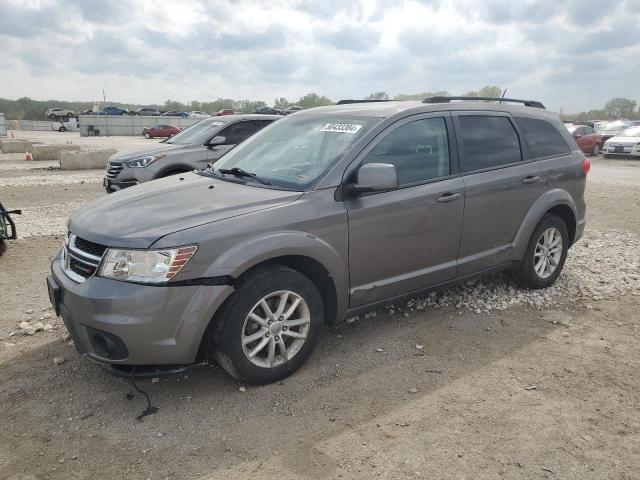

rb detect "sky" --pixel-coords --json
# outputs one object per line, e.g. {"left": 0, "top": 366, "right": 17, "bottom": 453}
{"left": 0, "top": 0, "right": 639, "bottom": 113}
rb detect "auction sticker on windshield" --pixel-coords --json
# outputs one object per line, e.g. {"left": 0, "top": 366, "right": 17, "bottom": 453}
{"left": 320, "top": 123, "right": 363, "bottom": 134}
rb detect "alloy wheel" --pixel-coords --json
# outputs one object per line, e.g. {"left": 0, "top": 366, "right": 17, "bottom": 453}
{"left": 534, "top": 227, "right": 563, "bottom": 279}
{"left": 241, "top": 290, "right": 311, "bottom": 368}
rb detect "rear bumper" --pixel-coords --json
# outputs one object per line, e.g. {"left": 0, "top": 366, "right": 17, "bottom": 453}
{"left": 48, "top": 252, "right": 234, "bottom": 366}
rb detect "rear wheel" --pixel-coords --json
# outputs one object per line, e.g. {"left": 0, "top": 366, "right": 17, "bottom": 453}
{"left": 591, "top": 143, "right": 600, "bottom": 156}
{"left": 0, "top": 239, "right": 6, "bottom": 257}
{"left": 516, "top": 214, "right": 569, "bottom": 289}
{"left": 207, "top": 265, "right": 323, "bottom": 384}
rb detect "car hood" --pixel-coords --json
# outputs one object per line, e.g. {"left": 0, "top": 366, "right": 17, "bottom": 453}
{"left": 69, "top": 174, "right": 303, "bottom": 249}
{"left": 606, "top": 135, "right": 640, "bottom": 144}
{"left": 109, "top": 143, "right": 202, "bottom": 161}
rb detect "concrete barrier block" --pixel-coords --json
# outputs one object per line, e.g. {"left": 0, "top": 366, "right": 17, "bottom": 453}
{"left": 59, "top": 149, "right": 116, "bottom": 170}
{"left": 32, "top": 144, "right": 81, "bottom": 161}
{"left": 0, "top": 139, "right": 41, "bottom": 153}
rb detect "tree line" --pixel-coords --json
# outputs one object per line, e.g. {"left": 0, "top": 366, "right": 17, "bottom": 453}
{"left": 1, "top": 87, "right": 637, "bottom": 121}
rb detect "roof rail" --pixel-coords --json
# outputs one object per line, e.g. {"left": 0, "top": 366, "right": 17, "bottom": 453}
{"left": 336, "top": 99, "right": 393, "bottom": 105}
{"left": 422, "top": 96, "right": 546, "bottom": 109}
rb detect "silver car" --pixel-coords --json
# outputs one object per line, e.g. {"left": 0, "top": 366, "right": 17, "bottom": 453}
{"left": 103, "top": 115, "right": 278, "bottom": 192}
{"left": 48, "top": 97, "right": 587, "bottom": 384}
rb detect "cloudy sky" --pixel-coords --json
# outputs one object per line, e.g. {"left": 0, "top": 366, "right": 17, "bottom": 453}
{"left": 1, "top": 0, "right": 639, "bottom": 113}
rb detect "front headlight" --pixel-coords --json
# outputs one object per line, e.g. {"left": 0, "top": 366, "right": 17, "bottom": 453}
{"left": 125, "top": 154, "right": 165, "bottom": 168}
{"left": 98, "top": 245, "right": 197, "bottom": 283}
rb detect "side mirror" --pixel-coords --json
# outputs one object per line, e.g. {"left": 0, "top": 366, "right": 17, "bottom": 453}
{"left": 349, "top": 163, "right": 398, "bottom": 195}
{"left": 207, "top": 136, "right": 226, "bottom": 147}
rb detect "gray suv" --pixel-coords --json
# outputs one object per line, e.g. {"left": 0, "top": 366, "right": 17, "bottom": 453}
{"left": 103, "top": 115, "right": 278, "bottom": 192}
{"left": 47, "top": 96, "right": 588, "bottom": 384}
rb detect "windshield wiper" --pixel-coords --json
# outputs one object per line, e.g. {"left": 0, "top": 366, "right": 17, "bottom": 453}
{"left": 218, "top": 167, "right": 271, "bottom": 185}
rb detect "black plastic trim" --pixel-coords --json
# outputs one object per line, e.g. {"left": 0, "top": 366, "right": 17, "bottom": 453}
{"left": 423, "top": 96, "right": 546, "bottom": 109}
{"left": 168, "top": 275, "right": 235, "bottom": 287}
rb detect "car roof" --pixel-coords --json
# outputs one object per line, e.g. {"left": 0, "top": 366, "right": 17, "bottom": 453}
{"left": 298, "top": 100, "right": 559, "bottom": 120}
{"left": 200, "top": 114, "right": 282, "bottom": 123}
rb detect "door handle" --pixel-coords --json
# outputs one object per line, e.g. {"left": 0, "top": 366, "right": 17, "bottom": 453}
{"left": 436, "top": 192, "right": 462, "bottom": 203}
{"left": 521, "top": 176, "right": 541, "bottom": 184}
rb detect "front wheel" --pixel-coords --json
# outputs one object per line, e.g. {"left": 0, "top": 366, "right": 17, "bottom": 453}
{"left": 208, "top": 265, "right": 323, "bottom": 384}
{"left": 144, "top": 132, "right": 151, "bottom": 139}
{"left": 516, "top": 214, "right": 569, "bottom": 289}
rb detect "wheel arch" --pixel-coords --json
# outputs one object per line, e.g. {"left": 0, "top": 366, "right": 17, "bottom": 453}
{"left": 153, "top": 164, "right": 195, "bottom": 178}
{"left": 202, "top": 232, "right": 348, "bottom": 326}
{"left": 513, "top": 189, "right": 578, "bottom": 260}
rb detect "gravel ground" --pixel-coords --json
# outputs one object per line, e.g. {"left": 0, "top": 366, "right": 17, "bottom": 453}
{"left": 0, "top": 139, "right": 639, "bottom": 479}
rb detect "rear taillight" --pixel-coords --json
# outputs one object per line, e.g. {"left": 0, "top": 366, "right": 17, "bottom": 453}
{"left": 582, "top": 158, "right": 591, "bottom": 175}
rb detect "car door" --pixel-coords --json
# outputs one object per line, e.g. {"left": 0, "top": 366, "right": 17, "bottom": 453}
{"left": 573, "top": 127, "right": 588, "bottom": 152}
{"left": 454, "top": 113, "right": 548, "bottom": 276}
{"left": 582, "top": 127, "right": 598, "bottom": 152}
{"left": 345, "top": 114, "right": 464, "bottom": 307}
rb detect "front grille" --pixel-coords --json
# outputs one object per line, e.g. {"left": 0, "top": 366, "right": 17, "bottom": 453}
{"left": 74, "top": 236, "right": 107, "bottom": 257}
{"left": 61, "top": 233, "right": 108, "bottom": 282}
{"left": 69, "top": 256, "right": 97, "bottom": 277}
{"left": 106, "top": 162, "right": 123, "bottom": 178}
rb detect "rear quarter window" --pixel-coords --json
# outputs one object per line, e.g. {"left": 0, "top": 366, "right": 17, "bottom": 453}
{"left": 515, "top": 117, "right": 571, "bottom": 158}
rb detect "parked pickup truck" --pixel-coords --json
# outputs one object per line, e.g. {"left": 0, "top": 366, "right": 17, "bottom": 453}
{"left": 95, "top": 106, "right": 130, "bottom": 116}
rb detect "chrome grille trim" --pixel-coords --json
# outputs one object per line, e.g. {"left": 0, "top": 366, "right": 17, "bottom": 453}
{"left": 61, "top": 233, "right": 107, "bottom": 283}
{"left": 106, "top": 162, "right": 124, "bottom": 178}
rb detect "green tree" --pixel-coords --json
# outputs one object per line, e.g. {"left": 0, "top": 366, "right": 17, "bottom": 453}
{"left": 274, "top": 97, "right": 291, "bottom": 110}
{"left": 462, "top": 85, "right": 503, "bottom": 98}
{"left": 603, "top": 98, "right": 637, "bottom": 119}
{"left": 393, "top": 91, "right": 450, "bottom": 101}
{"left": 296, "top": 93, "right": 333, "bottom": 109}
{"left": 365, "top": 91, "right": 389, "bottom": 100}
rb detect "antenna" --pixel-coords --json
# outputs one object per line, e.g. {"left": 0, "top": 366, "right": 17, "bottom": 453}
{"left": 499, "top": 88, "right": 507, "bottom": 103}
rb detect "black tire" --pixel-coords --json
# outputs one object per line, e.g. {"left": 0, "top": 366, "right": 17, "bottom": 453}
{"left": 58, "top": 126, "right": 66, "bottom": 132}
{"left": 0, "top": 239, "right": 6, "bottom": 257}
{"left": 208, "top": 265, "right": 324, "bottom": 384}
{"left": 144, "top": 132, "right": 151, "bottom": 139}
{"left": 591, "top": 143, "right": 600, "bottom": 156}
{"left": 516, "top": 214, "right": 569, "bottom": 289}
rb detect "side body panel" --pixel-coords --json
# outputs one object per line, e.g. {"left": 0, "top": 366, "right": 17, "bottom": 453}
{"left": 155, "top": 189, "right": 350, "bottom": 326}
{"left": 453, "top": 112, "right": 548, "bottom": 275}
{"left": 346, "top": 178, "right": 464, "bottom": 306}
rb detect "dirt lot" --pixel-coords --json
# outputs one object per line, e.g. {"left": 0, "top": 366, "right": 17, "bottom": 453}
{"left": 1, "top": 132, "right": 639, "bottom": 480}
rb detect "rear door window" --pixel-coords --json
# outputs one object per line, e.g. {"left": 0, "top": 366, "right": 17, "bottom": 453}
{"left": 458, "top": 116, "right": 521, "bottom": 172}
{"left": 515, "top": 117, "right": 571, "bottom": 158}
{"left": 362, "top": 117, "right": 450, "bottom": 186}
{"left": 218, "top": 121, "right": 253, "bottom": 144}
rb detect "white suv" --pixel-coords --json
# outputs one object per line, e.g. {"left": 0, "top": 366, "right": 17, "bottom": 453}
{"left": 45, "top": 108, "right": 75, "bottom": 119}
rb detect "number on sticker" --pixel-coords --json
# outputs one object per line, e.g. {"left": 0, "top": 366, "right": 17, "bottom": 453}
{"left": 320, "top": 123, "right": 362, "bottom": 134}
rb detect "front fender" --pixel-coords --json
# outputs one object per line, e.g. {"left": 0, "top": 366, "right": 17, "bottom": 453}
{"left": 512, "top": 188, "right": 577, "bottom": 260}
{"left": 202, "top": 230, "right": 349, "bottom": 320}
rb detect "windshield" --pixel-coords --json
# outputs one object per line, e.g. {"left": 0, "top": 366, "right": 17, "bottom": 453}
{"left": 619, "top": 127, "right": 640, "bottom": 137}
{"left": 208, "top": 114, "right": 378, "bottom": 190}
{"left": 165, "top": 120, "right": 223, "bottom": 145}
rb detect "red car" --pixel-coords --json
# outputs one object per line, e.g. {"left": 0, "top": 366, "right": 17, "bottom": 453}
{"left": 142, "top": 125, "right": 180, "bottom": 138}
{"left": 566, "top": 124, "right": 602, "bottom": 156}
{"left": 213, "top": 109, "right": 235, "bottom": 116}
